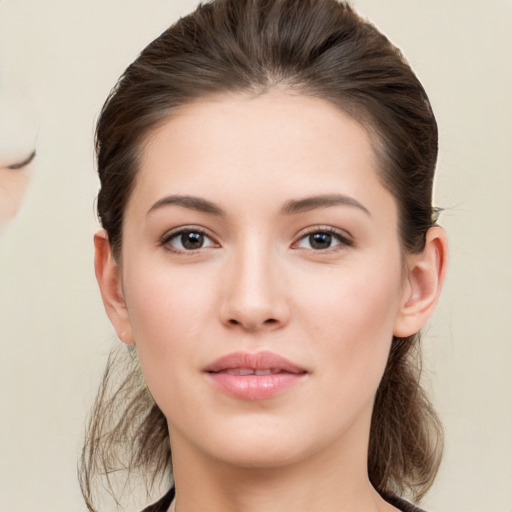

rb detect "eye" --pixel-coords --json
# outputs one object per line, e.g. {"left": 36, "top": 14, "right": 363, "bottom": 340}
{"left": 6, "top": 150, "right": 36, "bottom": 170}
{"left": 161, "top": 228, "right": 218, "bottom": 252}
{"left": 294, "top": 228, "right": 352, "bottom": 251}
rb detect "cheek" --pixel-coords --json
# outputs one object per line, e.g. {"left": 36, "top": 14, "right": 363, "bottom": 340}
{"left": 0, "top": 169, "right": 31, "bottom": 222}
{"left": 123, "top": 263, "right": 216, "bottom": 389}
{"left": 299, "top": 257, "right": 402, "bottom": 331}
{"left": 294, "top": 256, "right": 403, "bottom": 386}
{"left": 127, "top": 263, "right": 212, "bottom": 331}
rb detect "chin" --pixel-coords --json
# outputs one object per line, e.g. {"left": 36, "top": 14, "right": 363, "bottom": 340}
{"left": 211, "top": 439, "right": 308, "bottom": 470}
{"left": 194, "top": 415, "right": 329, "bottom": 471}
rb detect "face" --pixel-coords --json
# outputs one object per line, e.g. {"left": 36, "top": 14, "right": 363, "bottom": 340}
{"left": 0, "top": 164, "right": 32, "bottom": 234}
{"left": 104, "top": 92, "right": 421, "bottom": 471}
{"left": 0, "top": 80, "right": 38, "bottom": 235}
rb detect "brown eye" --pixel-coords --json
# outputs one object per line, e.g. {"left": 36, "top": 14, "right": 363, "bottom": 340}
{"left": 162, "top": 228, "right": 217, "bottom": 253}
{"left": 181, "top": 231, "right": 204, "bottom": 250}
{"left": 294, "top": 228, "right": 353, "bottom": 251}
{"left": 309, "top": 232, "right": 333, "bottom": 250}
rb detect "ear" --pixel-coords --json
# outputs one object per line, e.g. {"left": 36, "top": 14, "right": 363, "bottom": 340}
{"left": 94, "top": 229, "right": 134, "bottom": 345}
{"left": 393, "top": 226, "right": 448, "bottom": 338}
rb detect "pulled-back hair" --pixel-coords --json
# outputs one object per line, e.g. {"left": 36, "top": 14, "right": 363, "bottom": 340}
{"left": 81, "top": 0, "right": 443, "bottom": 510}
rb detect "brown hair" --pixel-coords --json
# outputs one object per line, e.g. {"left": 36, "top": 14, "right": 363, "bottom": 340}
{"left": 81, "top": 0, "right": 443, "bottom": 509}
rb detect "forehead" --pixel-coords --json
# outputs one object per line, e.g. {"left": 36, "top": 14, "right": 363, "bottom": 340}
{"left": 131, "top": 91, "right": 395, "bottom": 221}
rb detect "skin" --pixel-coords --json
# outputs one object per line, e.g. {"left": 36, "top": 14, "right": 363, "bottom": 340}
{"left": 0, "top": 164, "right": 32, "bottom": 234}
{"left": 0, "top": 80, "right": 38, "bottom": 235}
{"left": 95, "top": 91, "right": 447, "bottom": 512}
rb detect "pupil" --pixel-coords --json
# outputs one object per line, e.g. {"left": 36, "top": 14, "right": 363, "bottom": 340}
{"left": 182, "top": 232, "right": 203, "bottom": 249}
{"left": 310, "top": 232, "right": 331, "bottom": 249}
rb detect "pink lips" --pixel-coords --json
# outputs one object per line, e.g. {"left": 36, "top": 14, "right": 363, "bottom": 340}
{"left": 204, "top": 351, "right": 307, "bottom": 400}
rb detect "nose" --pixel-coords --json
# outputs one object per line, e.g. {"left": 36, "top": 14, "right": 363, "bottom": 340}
{"left": 219, "top": 243, "right": 290, "bottom": 332}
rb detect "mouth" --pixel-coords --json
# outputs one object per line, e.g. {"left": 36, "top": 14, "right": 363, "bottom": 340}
{"left": 222, "top": 368, "right": 287, "bottom": 375}
{"left": 204, "top": 351, "right": 307, "bottom": 400}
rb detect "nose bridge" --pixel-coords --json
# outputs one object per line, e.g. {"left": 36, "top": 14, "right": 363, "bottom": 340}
{"left": 221, "top": 233, "right": 288, "bottom": 330}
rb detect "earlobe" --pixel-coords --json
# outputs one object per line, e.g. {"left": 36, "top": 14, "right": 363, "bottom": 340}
{"left": 393, "top": 226, "right": 448, "bottom": 338}
{"left": 94, "top": 229, "right": 134, "bottom": 345}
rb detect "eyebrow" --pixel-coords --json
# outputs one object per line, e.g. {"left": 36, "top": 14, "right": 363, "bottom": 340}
{"left": 281, "top": 194, "right": 371, "bottom": 216}
{"left": 147, "top": 193, "right": 370, "bottom": 217}
{"left": 147, "top": 195, "right": 225, "bottom": 216}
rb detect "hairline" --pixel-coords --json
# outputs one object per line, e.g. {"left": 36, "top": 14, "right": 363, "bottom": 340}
{"left": 112, "top": 86, "right": 407, "bottom": 263}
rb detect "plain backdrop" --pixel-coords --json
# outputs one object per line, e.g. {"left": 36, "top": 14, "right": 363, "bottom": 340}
{"left": 0, "top": 1, "right": 511, "bottom": 511}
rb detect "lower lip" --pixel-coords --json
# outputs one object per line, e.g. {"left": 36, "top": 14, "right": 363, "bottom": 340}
{"left": 206, "top": 372, "right": 305, "bottom": 400}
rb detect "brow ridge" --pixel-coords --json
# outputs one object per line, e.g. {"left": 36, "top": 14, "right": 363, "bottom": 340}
{"left": 147, "top": 195, "right": 225, "bottom": 216}
{"left": 281, "top": 194, "right": 370, "bottom": 216}
{"left": 147, "top": 193, "right": 370, "bottom": 217}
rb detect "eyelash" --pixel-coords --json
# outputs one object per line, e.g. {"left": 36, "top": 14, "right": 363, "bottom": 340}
{"left": 160, "top": 227, "right": 218, "bottom": 254}
{"left": 293, "top": 226, "right": 354, "bottom": 252}
{"left": 159, "top": 226, "right": 354, "bottom": 254}
{"left": 6, "top": 150, "right": 36, "bottom": 170}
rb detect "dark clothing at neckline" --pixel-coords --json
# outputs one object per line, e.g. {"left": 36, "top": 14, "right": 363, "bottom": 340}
{"left": 387, "top": 494, "right": 427, "bottom": 512}
{"left": 141, "top": 486, "right": 175, "bottom": 512}
{"left": 141, "top": 487, "right": 427, "bottom": 512}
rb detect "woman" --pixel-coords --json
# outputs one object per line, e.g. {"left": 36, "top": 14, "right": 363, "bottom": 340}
{"left": 81, "top": 1, "right": 448, "bottom": 511}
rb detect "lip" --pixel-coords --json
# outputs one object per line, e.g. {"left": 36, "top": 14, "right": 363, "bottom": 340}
{"left": 204, "top": 351, "right": 307, "bottom": 401}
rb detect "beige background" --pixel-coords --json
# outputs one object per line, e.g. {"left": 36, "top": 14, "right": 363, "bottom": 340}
{"left": 0, "top": 1, "right": 510, "bottom": 511}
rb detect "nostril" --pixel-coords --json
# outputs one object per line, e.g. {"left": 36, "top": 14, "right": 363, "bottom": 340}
{"left": 226, "top": 317, "right": 278, "bottom": 327}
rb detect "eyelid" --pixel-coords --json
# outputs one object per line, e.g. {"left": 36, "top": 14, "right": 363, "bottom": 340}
{"left": 159, "top": 225, "right": 220, "bottom": 252}
{"left": 6, "top": 150, "right": 36, "bottom": 170}
{"left": 292, "top": 225, "right": 354, "bottom": 250}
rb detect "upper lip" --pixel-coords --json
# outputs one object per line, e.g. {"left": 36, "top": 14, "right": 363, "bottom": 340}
{"left": 204, "top": 351, "right": 307, "bottom": 374}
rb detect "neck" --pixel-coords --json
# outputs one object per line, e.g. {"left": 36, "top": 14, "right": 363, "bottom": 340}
{"left": 168, "top": 421, "right": 398, "bottom": 512}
